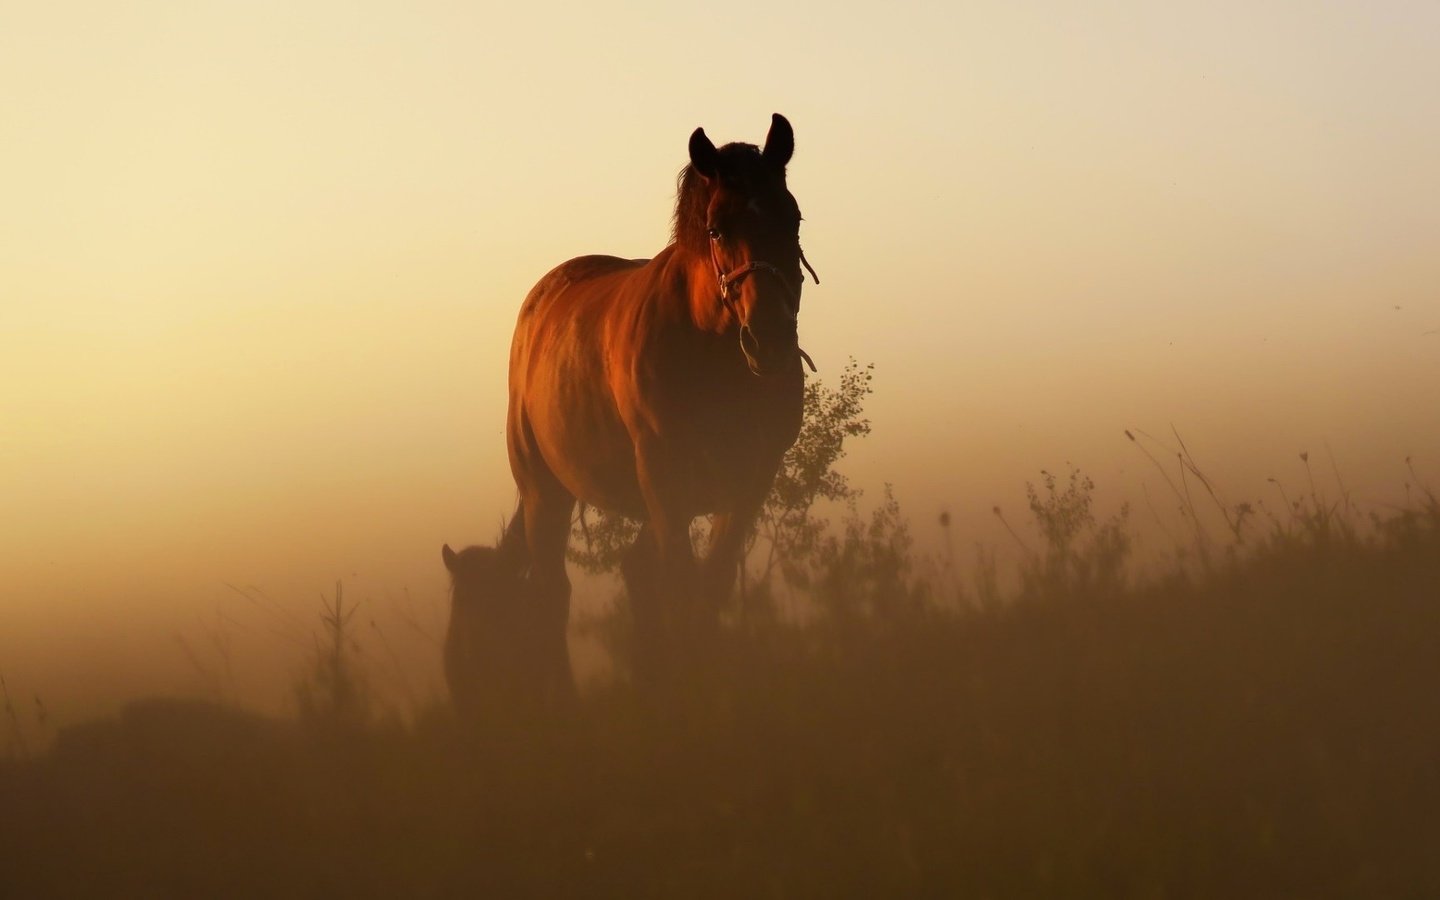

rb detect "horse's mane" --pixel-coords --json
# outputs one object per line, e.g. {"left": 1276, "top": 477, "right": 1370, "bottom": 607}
{"left": 670, "top": 142, "right": 773, "bottom": 254}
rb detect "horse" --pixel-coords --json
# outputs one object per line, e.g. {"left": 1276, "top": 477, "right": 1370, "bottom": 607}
{"left": 441, "top": 542, "right": 575, "bottom": 717}
{"left": 458, "top": 112, "right": 815, "bottom": 680}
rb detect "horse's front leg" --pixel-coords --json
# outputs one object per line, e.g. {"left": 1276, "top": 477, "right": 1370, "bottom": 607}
{"left": 621, "top": 486, "right": 697, "bottom": 684}
{"left": 633, "top": 442, "right": 701, "bottom": 601}
{"left": 620, "top": 522, "right": 667, "bottom": 683}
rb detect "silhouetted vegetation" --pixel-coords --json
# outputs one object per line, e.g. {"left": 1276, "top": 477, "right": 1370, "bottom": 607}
{"left": 4, "top": 385, "right": 1439, "bottom": 896}
{"left": 569, "top": 358, "right": 875, "bottom": 585}
{"left": 291, "top": 581, "right": 372, "bottom": 730}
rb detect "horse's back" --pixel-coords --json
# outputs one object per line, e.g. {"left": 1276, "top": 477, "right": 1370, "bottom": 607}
{"left": 556, "top": 254, "right": 649, "bottom": 281}
{"left": 523, "top": 255, "right": 648, "bottom": 309}
{"left": 512, "top": 254, "right": 649, "bottom": 384}
{"left": 509, "top": 253, "right": 659, "bottom": 515}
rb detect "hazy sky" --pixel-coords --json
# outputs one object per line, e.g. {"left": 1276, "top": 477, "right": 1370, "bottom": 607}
{"left": 3, "top": 1, "right": 1438, "bottom": 717}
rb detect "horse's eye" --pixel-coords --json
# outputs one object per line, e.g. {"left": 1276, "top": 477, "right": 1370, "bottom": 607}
{"left": 707, "top": 228, "right": 721, "bottom": 241}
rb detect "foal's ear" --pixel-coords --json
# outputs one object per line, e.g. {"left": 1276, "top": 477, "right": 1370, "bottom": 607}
{"left": 689, "top": 127, "right": 720, "bottom": 179}
{"left": 762, "top": 113, "right": 794, "bottom": 171}
{"left": 441, "top": 543, "right": 458, "bottom": 572}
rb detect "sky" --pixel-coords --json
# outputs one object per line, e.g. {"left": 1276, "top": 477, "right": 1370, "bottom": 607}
{"left": 2, "top": 1, "right": 1438, "bottom": 719}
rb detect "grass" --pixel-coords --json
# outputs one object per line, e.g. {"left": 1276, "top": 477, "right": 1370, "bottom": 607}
{"left": 2, "top": 467, "right": 1438, "bottom": 898}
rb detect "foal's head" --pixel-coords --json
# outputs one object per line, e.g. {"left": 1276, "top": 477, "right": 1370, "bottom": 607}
{"left": 674, "top": 113, "right": 809, "bottom": 376}
{"left": 440, "top": 542, "right": 528, "bottom": 714}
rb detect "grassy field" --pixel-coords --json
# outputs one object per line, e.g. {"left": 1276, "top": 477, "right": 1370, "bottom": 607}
{"left": 3, "top": 478, "right": 1439, "bottom": 898}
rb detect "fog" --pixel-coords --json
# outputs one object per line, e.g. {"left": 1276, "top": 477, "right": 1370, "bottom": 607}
{"left": 2, "top": 3, "right": 1439, "bottom": 893}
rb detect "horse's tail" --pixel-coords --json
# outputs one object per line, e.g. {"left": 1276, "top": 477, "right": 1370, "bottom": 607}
{"left": 498, "top": 501, "right": 528, "bottom": 571}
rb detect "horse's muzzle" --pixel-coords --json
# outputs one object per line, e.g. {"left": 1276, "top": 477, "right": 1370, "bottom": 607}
{"left": 738, "top": 321, "right": 800, "bottom": 376}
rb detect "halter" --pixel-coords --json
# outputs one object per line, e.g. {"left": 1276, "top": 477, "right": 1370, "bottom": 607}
{"left": 709, "top": 234, "right": 820, "bottom": 374}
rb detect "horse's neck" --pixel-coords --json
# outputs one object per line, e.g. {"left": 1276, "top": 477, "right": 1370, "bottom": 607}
{"left": 654, "top": 245, "right": 728, "bottom": 335}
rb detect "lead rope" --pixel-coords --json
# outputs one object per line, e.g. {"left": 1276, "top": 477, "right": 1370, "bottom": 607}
{"left": 797, "top": 245, "right": 819, "bottom": 372}
{"left": 799, "top": 245, "right": 820, "bottom": 286}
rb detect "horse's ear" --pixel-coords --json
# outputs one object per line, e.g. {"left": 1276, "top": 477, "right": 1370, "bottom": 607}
{"left": 689, "top": 127, "right": 719, "bottom": 179}
{"left": 441, "top": 543, "right": 458, "bottom": 572}
{"left": 762, "top": 113, "right": 794, "bottom": 171}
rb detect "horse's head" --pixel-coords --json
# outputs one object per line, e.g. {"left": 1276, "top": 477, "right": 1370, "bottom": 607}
{"left": 679, "top": 113, "right": 812, "bottom": 376}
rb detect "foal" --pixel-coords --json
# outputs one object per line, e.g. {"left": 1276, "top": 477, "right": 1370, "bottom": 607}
{"left": 441, "top": 543, "right": 574, "bottom": 717}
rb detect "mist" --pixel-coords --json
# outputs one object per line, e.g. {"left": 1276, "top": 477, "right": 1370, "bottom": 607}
{"left": 4, "top": 1, "right": 1440, "bottom": 895}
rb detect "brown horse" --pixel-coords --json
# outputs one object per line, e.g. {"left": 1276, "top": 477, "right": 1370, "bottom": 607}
{"left": 491, "top": 113, "right": 814, "bottom": 674}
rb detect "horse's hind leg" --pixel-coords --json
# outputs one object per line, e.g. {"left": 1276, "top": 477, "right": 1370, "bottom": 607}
{"left": 521, "top": 487, "right": 577, "bottom": 705}
{"left": 509, "top": 400, "right": 579, "bottom": 706}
